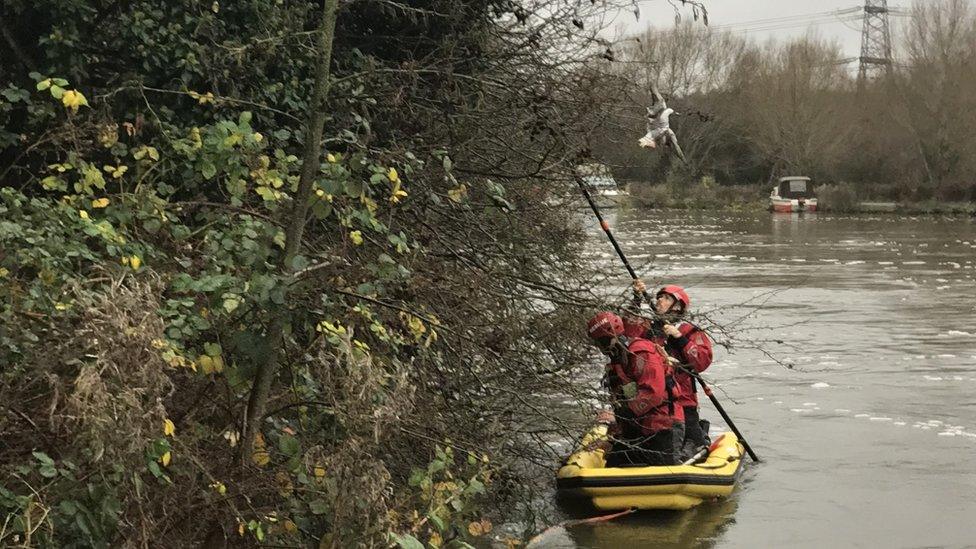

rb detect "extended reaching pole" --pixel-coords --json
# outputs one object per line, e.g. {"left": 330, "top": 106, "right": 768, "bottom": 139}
{"left": 679, "top": 366, "right": 761, "bottom": 462}
{"left": 573, "top": 174, "right": 654, "bottom": 303}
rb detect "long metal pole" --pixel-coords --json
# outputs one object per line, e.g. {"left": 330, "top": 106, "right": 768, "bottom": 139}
{"left": 680, "top": 366, "right": 761, "bottom": 462}
{"left": 573, "top": 175, "right": 654, "bottom": 302}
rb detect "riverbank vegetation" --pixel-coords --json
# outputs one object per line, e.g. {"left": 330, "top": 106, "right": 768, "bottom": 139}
{"left": 0, "top": 0, "right": 688, "bottom": 546}
{"left": 626, "top": 178, "right": 766, "bottom": 211}
{"left": 592, "top": 0, "right": 976, "bottom": 213}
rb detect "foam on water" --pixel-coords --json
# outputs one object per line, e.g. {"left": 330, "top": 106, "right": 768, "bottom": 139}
{"left": 811, "top": 382, "right": 830, "bottom": 388}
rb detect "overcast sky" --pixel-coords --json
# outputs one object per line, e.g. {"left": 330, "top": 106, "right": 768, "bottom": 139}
{"left": 604, "top": 0, "right": 903, "bottom": 60}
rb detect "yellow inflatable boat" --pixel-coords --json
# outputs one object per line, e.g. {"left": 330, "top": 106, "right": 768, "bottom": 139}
{"left": 556, "top": 426, "right": 745, "bottom": 511}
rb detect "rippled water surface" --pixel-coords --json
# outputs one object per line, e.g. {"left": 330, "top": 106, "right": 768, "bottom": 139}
{"left": 545, "top": 208, "right": 976, "bottom": 548}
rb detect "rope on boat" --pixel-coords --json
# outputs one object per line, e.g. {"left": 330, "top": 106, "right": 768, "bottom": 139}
{"left": 525, "top": 508, "right": 637, "bottom": 547}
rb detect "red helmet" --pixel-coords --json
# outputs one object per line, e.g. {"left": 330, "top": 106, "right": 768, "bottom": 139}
{"left": 587, "top": 312, "right": 624, "bottom": 339}
{"left": 657, "top": 285, "right": 691, "bottom": 310}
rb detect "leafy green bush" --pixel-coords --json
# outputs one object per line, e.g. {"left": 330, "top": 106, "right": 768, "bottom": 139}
{"left": 1, "top": 1, "right": 607, "bottom": 546}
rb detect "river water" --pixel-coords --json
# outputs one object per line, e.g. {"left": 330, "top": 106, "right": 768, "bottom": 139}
{"left": 544, "top": 208, "right": 976, "bottom": 548}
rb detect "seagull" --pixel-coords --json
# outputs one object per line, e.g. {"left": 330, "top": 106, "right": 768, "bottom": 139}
{"left": 638, "top": 84, "right": 686, "bottom": 163}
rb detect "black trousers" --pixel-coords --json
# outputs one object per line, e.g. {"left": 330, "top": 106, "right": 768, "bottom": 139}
{"left": 605, "top": 422, "right": 685, "bottom": 467}
{"left": 681, "top": 406, "right": 711, "bottom": 456}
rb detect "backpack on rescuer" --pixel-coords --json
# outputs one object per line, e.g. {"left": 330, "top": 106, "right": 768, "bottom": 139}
{"left": 605, "top": 338, "right": 682, "bottom": 433}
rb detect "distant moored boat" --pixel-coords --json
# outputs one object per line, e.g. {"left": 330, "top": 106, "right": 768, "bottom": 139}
{"left": 770, "top": 176, "right": 818, "bottom": 212}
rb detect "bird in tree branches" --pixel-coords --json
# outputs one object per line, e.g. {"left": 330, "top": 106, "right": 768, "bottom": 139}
{"left": 638, "top": 84, "right": 686, "bottom": 163}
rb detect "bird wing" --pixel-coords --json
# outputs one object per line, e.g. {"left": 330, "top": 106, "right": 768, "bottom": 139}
{"left": 650, "top": 83, "right": 667, "bottom": 110}
{"left": 667, "top": 130, "right": 687, "bottom": 163}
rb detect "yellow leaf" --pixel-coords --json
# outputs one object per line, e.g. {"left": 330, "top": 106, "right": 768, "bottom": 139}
{"left": 163, "top": 418, "right": 176, "bottom": 436}
{"left": 387, "top": 167, "right": 400, "bottom": 184}
{"left": 133, "top": 146, "right": 159, "bottom": 162}
{"left": 198, "top": 355, "right": 214, "bottom": 374}
{"left": 429, "top": 532, "right": 442, "bottom": 548}
{"left": 91, "top": 198, "right": 110, "bottom": 208}
{"left": 390, "top": 180, "right": 408, "bottom": 203}
{"left": 61, "top": 90, "right": 89, "bottom": 113}
{"left": 326, "top": 153, "right": 337, "bottom": 163}
{"left": 275, "top": 471, "right": 294, "bottom": 497}
{"left": 467, "top": 519, "right": 492, "bottom": 537}
{"left": 253, "top": 132, "right": 263, "bottom": 142}
{"left": 252, "top": 433, "right": 270, "bottom": 467}
{"left": 189, "top": 127, "right": 203, "bottom": 149}
{"left": 160, "top": 451, "right": 171, "bottom": 467}
{"left": 316, "top": 321, "right": 347, "bottom": 337}
{"left": 189, "top": 91, "right": 215, "bottom": 105}
{"left": 313, "top": 466, "right": 326, "bottom": 478}
{"left": 349, "top": 231, "right": 363, "bottom": 246}
{"left": 283, "top": 520, "right": 298, "bottom": 534}
{"left": 102, "top": 165, "right": 127, "bottom": 179}
{"left": 129, "top": 255, "right": 142, "bottom": 270}
{"left": 79, "top": 210, "right": 90, "bottom": 220}
{"left": 54, "top": 302, "right": 70, "bottom": 311}
{"left": 99, "top": 124, "right": 119, "bottom": 148}
{"left": 210, "top": 481, "right": 227, "bottom": 495}
{"left": 401, "top": 313, "right": 427, "bottom": 342}
{"left": 238, "top": 521, "right": 245, "bottom": 536}
{"left": 360, "top": 195, "right": 377, "bottom": 214}
{"left": 447, "top": 184, "right": 468, "bottom": 203}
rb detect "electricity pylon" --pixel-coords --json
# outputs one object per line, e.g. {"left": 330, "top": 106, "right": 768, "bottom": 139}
{"left": 858, "top": 0, "right": 893, "bottom": 82}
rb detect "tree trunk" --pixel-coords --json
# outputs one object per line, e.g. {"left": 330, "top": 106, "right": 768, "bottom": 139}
{"left": 241, "top": 0, "right": 340, "bottom": 462}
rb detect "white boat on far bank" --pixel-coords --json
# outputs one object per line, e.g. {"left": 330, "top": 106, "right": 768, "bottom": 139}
{"left": 770, "top": 176, "right": 818, "bottom": 212}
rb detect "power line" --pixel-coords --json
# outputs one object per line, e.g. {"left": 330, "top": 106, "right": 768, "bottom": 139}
{"left": 707, "top": 7, "right": 863, "bottom": 31}
{"left": 721, "top": 15, "right": 864, "bottom": 35}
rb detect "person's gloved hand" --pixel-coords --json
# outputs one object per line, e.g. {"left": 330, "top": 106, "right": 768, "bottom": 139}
{"left": 632, "top": 279, "right": 646, "bottom": 296}
{"left": 662, "top": 323, "right": 682, "bottom": 338}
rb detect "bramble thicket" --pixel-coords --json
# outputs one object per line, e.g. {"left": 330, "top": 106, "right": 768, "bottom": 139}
{"left": 0, "top": 0, "right": 677, "bottom": 546}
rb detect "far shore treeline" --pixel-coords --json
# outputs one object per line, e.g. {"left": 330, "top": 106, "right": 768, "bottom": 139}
{"left": 593, "top": 0, "right": 976, "bottom": 212}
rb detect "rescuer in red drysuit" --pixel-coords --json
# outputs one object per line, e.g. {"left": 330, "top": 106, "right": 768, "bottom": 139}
{"left": 628, "top": 282, "right": 714, "bottom": 458}
{"left": 587, "top": 311, "right": 685, "bottom": 466}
